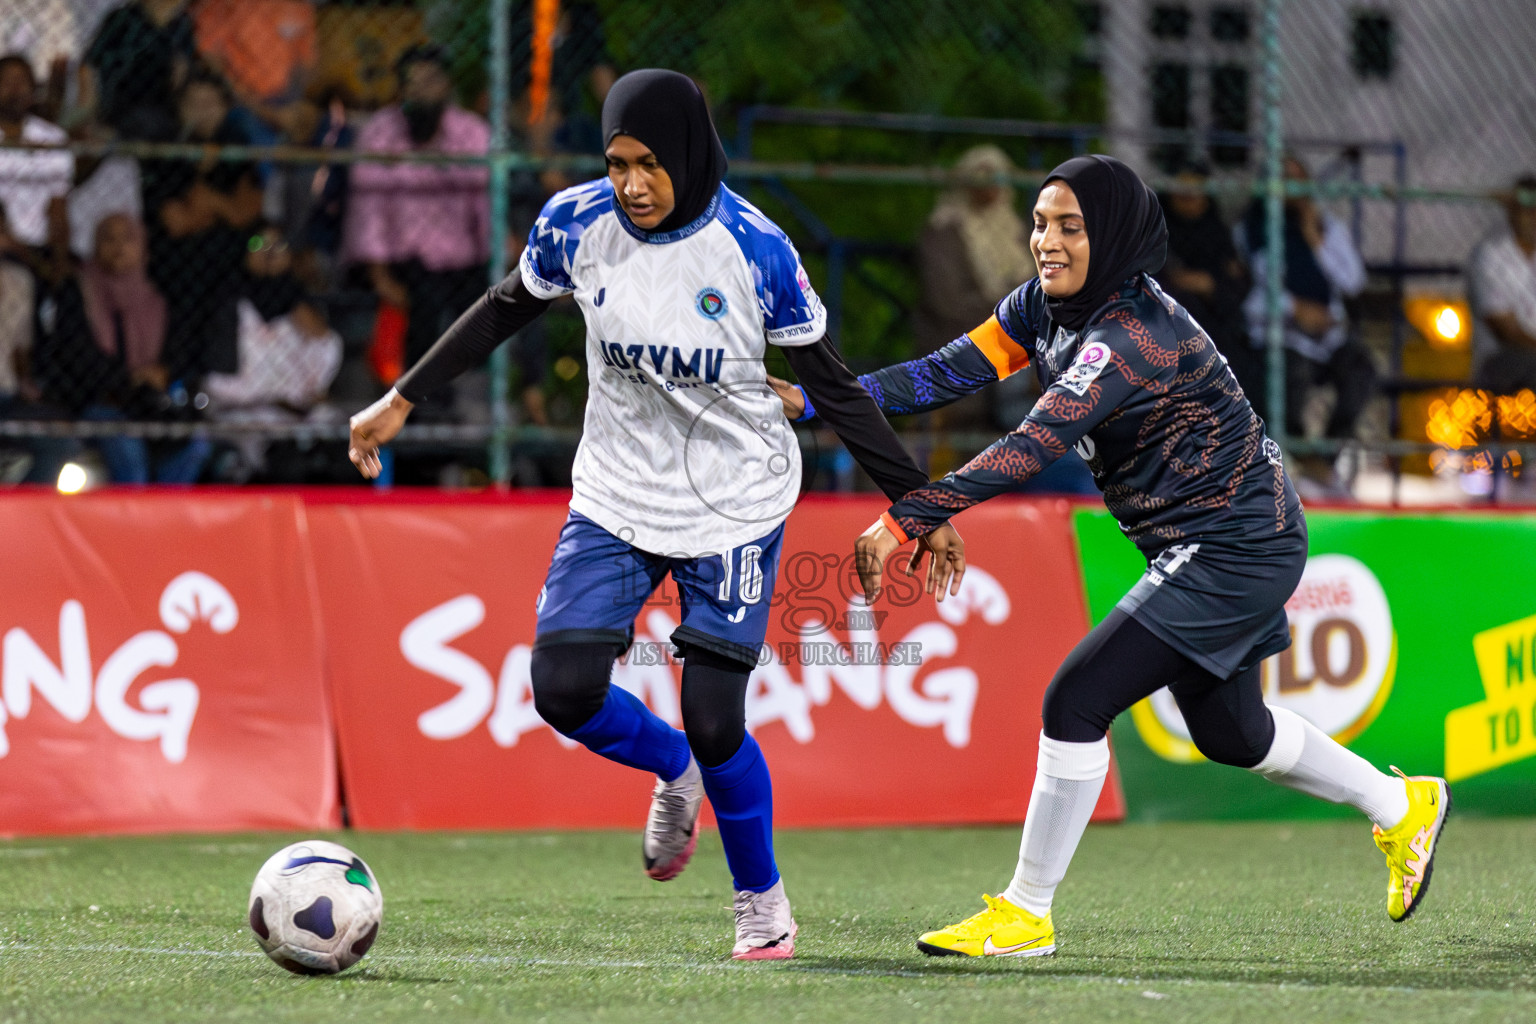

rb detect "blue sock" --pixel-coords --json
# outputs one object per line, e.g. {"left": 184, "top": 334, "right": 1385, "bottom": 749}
{"left": 569, "top": 686, "right": 691, "bottom": 781}
{"left": 697, "top": 735, "right": 779, "bottom": 892}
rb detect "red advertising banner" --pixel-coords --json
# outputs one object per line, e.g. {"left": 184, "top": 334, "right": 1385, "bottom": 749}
{"left": 0, "top": 494, "right": 339, "bottom": 834}
{"left": 307, "top": 494, "right": 1121, "bottom": 830}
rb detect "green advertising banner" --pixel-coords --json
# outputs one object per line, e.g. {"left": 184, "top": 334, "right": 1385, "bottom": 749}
{"left": 1073, "top": 508, "right": 1536, "bottom": 821}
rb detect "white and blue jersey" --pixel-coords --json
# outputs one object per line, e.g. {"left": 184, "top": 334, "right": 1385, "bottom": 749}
{"left": 520, "top": 178, "right": 826, "bottom": 558}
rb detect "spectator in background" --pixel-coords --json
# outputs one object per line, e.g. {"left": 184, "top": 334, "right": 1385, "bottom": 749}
{"left": 203, "top": 221, "right": 342, "bottom": 480}
{"left": 1238, "top": 155, "right": 1369, "bottom": 494}
{"left": 190, "top": 0, "right": 316, "bottom": 169}
{"left": 1158, "top": 158, "right": 1257, "bottom": 398}
{"left": 0, "top": 202, "right": 35, "bottom": 396}
{"left": 0, "top": 54, "right": 72, "bottom": 280}
{"left": 1468, "top": 174, "right": 1536, "bottom": 396}
{"left": 0, "top": 197, "right": 78, "bottom": 484}
{"left": 344, "top": 44, "right": 489, "bottom": 416}
{"left": 35, "top": 212, "right": 210, "bottom": 482}
{"left": 191, "top": 0, "right": 315, "bottom": 113}
{"left": 142, "top": 69, "right": 262, "bottom": 382}
{"left": 82, "top": 0, "right": 195, "bottom": 141}
{"left": 2, "top": 3, "right": 76, "bottom": 101}
{"left": 264, "top": 88, "right": 354, "bottom": 294}
{"left": 914, "top": 145, "right": 1035, "bottom": 436}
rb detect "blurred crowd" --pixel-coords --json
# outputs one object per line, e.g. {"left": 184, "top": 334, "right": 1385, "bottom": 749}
{"left": 1, "top": 2, "right": 1532, "bottom": 492}
{"left": 919, "top": 146, "right": 1536, "bottom": 499}
{"left": 0, "top": 0, "right": 613, "bottom": 486}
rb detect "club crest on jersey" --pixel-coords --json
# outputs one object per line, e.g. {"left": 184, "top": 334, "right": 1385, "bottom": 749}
{"left": 1059, "top": 341, "right": 1111, "bottom": 396}
{"left": 695, "top": 287, "right": 728, "bottom": 320}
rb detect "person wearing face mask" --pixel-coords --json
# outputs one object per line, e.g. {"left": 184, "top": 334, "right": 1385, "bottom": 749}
{"left": 347, "top": 69, "right": 963, "bottom": 960}
{"left": 344, "top": 44, "right": 490, "bottom": 413}
{"left": 782, "top": 155, "right": 1449, "bottom": 959}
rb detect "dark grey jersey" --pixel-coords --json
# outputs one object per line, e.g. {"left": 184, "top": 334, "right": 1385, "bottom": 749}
{"left": 867, "top": 275, "right": 1303, "bottom": 556}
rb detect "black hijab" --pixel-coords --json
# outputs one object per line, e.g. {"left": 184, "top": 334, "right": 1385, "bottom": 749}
{"left": 1040, "top": 155, "right": 1168, "bottom": 331}
{"left": 601, "top": 69, "right": 728, "bottom": 235}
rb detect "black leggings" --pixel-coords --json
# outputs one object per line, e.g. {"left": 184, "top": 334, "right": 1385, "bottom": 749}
{"left": 529, "top": 641, "right": 750, "bottom": 768}
{"left": 1041, "top": 609, "right": 1275, "bottom": 768}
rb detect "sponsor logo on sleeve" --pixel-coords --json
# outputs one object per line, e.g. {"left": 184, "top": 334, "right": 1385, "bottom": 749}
{"left": 1057, "top": 341, "right": 1111, "bottom": 396}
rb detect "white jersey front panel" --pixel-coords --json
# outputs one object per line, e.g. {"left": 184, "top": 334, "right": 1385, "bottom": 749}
{"left": 521, "top": 180, "right": 827, "bottom": 557}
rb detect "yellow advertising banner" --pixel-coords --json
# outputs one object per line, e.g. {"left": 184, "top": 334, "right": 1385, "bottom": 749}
{"left": 1444, "top": 612, "right": 1536, "bottom": 782}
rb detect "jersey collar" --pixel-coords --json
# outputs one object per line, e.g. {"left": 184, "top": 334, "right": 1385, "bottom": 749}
{"left": 612, "top": 185, "right": 723, "bottom": 244}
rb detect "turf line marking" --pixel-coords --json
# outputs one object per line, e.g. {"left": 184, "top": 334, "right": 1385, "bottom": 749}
{"left": 0, "top": 943, "right": 929, "bottom": 976}
{"left": 3, "top": 943, "right": 265, "bottom": 959}
{"left": 0, "top": 944, "right": 1509, "bottom": 993}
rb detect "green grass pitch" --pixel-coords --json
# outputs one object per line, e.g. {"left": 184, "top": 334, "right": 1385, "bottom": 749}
{"left": 3, "top": 819, "right": 1534, "bottom": 1023}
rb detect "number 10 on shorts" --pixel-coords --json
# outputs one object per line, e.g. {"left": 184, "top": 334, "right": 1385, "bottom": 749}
{"left": 718, "top": 545, "right": 764, "bottom": 606}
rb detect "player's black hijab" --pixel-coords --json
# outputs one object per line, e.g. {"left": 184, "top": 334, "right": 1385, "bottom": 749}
{"left": 601, "top": 69, "right": 728, "bottom": 234}
{"left": 1040, "top": 154, "right": 1168, "bottom": 332}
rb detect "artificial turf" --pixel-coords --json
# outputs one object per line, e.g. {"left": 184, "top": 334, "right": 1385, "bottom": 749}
{"left": 2, "top": 819, "right": 1534, "bottom": 1023}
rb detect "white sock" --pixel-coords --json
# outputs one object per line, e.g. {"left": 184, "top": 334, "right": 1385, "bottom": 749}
{"left": 1250, "top": 706, "right": 1409, "bottom": 829}
{"left": 1002, "top": 733, "right": 1110, "bottom": 916}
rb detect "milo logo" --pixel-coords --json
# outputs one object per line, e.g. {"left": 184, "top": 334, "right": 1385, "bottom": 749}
{"left": 1132, "top": 554, "right": 1396, "bottom": 762}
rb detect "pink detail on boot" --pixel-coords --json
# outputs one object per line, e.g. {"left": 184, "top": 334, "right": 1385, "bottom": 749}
{"left": 646, "top": 831, "right": 698, "bottom": 882}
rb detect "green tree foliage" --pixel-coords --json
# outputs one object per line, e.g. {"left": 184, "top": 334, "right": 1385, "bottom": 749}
{"left": 425, "top": 1, "right": 1096, "bottom": 371}
{"left": 598, "top": 0, "right": 1092, "bottom": 364}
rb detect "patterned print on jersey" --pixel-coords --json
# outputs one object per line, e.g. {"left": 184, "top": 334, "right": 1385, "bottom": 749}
{"left": 873, "top": 275, "right": 1300, "bottom": 554}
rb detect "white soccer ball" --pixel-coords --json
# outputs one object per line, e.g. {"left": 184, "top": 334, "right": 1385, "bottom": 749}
{"left": 248, "top": 839, "right": 383, "bottom": 975}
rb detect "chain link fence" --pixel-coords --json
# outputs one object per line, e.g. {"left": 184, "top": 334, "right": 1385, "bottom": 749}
{"left": 0, "top": 1, "right": 1533, "bottom": 500}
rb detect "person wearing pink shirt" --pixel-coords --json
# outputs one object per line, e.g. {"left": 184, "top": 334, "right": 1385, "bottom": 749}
{"left": 343, "top": 45, "right": 489, "bottom": 410}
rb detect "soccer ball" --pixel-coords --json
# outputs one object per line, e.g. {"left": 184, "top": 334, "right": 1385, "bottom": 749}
{"left": 248, "top": 839, "right": 383, "bottom": 975}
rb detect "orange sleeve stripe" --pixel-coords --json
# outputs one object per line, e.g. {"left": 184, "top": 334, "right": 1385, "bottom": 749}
{"left": 880, "top": 511, "right": 911, "bottom": 546}
{"left": 966, "top": 316, "right": 1030, "bottom": 379}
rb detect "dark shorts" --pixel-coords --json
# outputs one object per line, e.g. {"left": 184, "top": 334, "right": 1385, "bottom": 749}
{"left": 1117, "top": 519, "right": 1308, "bottom": 680}
{"left": 533, "top": 511, "right": 783, "bottom": 670}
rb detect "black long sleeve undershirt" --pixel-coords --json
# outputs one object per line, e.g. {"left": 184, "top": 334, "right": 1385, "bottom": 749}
{"left": 393, "top": 275, "right": 552, "bottom": 403}
{"left": 782, "top": 338, "right": 931, "bottom": 502}
{"left": 391, "top": 276, "right": 930, "bottom": 507}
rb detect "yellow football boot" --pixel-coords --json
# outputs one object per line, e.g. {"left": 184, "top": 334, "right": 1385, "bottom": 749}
{"left": 916, "top": 894, "right": 1055, "bottom": 958}
{"left": 1373, "top": 768, "right": 1451, "bottom": 922}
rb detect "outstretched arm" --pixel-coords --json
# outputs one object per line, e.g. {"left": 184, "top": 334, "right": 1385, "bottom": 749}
{"left": 786, "top": 315, "right": 1030, "bottom": 422}
{"left": 393, "top": 274, "right": 552, "bottom": 403}
{"left": 851, "top": 362, "right": 1132, "bottom": 602}
{"left": 781, "top": 337, "right": 929, "bottom": 500}
{"left": 349, "top": 274, "right": 551, "bottom": 477}
{"left": 781, "top": 337, "right": 967, "bottom": 600}
{"left": 883, "top": 354, "right": 1138, "bottom": 543}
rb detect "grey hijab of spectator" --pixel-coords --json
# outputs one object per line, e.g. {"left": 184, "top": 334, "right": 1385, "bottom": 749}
{"left": 601, "top": 69, "right": 727, "bottom": 234}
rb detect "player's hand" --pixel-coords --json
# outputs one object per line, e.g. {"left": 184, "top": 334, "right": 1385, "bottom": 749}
{"left": 766, "top": 374, "right": 806, "bottom": 420}
{"left": 854, "top": 518, "right": 901, "bottom": 604}
{"left": 906, "top": 522, "right": 967, "bottom": 603}
{"left": 348, "top": 388, "right": 413, "bottom": 479}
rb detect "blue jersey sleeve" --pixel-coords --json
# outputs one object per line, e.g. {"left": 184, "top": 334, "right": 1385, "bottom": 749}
{"left": 720, "top": 191, "right": 828, "bottom": 347}
{"left": 519, "top": 178, "right": 614, "bottom": 299}
{"left": 995, "top": 278, "right": 1046, "bottom": 356}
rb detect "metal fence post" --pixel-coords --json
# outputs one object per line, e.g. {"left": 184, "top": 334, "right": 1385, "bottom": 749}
{"left": 1260, "top": 0, "right": 1288, "bottom": 449}
{"left": 487, "top": 0, "right": 513, "bottom": 486}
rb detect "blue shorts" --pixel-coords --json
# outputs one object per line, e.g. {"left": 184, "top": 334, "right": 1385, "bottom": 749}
{"left": 534, "top": 512, "right": 782, "bottom": 669}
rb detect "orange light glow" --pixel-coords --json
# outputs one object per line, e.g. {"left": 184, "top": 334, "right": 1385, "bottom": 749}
{"left": 1404, "top": 296, "right": 1473, "bottom": 351}
{"left": 1425, "top": 388, "right": 1491, "bottom": 449}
